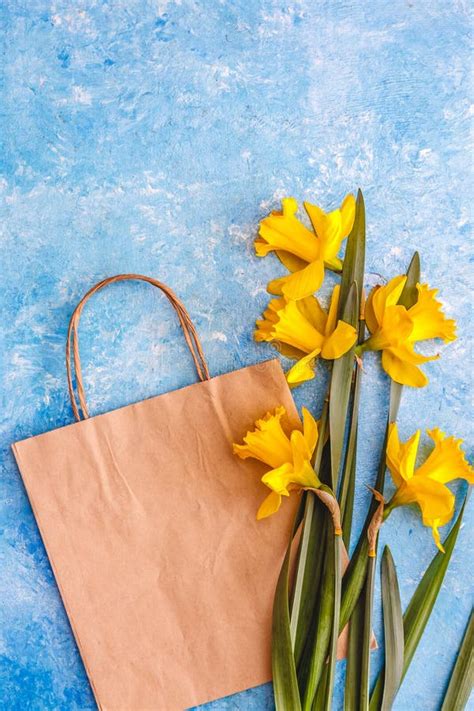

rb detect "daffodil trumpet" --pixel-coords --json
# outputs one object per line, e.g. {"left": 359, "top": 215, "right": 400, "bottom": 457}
{"left": 255, "top": 285, "right": 358, "bottom": 386}
{"left": 232, "top": 405, "right": 342, "bottom": 533}
{"left": 362, "top": 423, "right": 473, "bottom": 556}
{"left": 255, "top": 194, "right": 356, "bottom": 301}
{"left": 380, "top": 424, "right": 473, "bottom": 552}
{"left": 355, "top": 275, "right": 457, "bottom": 388}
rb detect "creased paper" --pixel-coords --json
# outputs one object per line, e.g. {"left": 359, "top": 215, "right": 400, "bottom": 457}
{"left": 13, "top": 358, "right": 358, "bottom": 710}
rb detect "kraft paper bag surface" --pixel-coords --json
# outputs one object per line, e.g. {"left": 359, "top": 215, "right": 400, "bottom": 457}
{"left": 12, "top": 275, "right": 305, "bottom": 711}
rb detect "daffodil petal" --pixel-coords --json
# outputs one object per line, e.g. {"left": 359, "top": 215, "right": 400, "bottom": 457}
{"left": 321, "top": 320, "right": 357, "bottom": 360}
{"left": 286, "top": 349, "right": 320, "bottom": 386}
{"left": 257, "top": 491, "right": 283, "bottom": 520}
{"left": 233, "top": 406, "right": 293, "bottom": 469}
{"left": 280, "top": 260, "right": 325, "bottom": 301}
{"left": 274, "top": 342, "right": 307, "bottom": 359}
{"left": 290, "top": 430, "right": 311, "bottom": 471}
{"left": 408, "top": 284, "right": 457, "bottom": 343}
{"left": 392, "top": 477, "right": 455, "bottom": 528}
{"left": 303, "top": 205, "right": 341, "bottom": 260}
{"left": 394, "top": 476, "right": 455, "bottom": 526}
{"left": 261, "top": 462, "right": 294, "bottom": 494}
{"left": 256, "top": 297, "right": 324, "bottom": 354}
{"left": 304, "top": 193, "right": 355, "bottom": 261}
{"left": 267, "top": 274, "right": 289, "bottom": 296}
{"left": 388, "top": 343, "right": 439, "bottom": 365}
{"left": 431, "top": 521, "right": 445, "bottom": 553}
{"left": 386, "top": 423, "right": 405, "bottom": 487}
{"left": 292, "top": 457, "right": 320, "bottom": 490}
{"left": 276, "top": 250, "right": 308, "bottom": 273}
{"left": 325, "top": 285, "right": 341, "bottom": 336}
{"left": 302, "top": 407, "right": 319, "bottom": 456}
{"left": 297, "top": 295, "right": 328, "bottom": 333}
{"left": 399, "top": 430, "right": 421, "bottom": 481}
{"left": 257, "top": 198, "right": 319, "bottom": 262}
{"left": 416, "top": 428, "right": 474, "bottom": 484}
{"left": 340, "top": 193, "right": 356, "bottom": 236}
{"left": 381, "top": 305, "right": 414, "bottom": 342}
{"left": 382, "top": 349, "right": 429, "bottom": 388}
{"left": 364, "top": 286, "right": 379, "bottom": 334}
{"left": 363, "top": 305, "right": 414, "bottom": 352}
{"left": 386, "top": 423, "right": 421, "bottom": 483}
{"left": 371, "top": 275, "right": 407, "bottom": 325}
{"left": 325, "top": 256, "right": 343, "bottom": 271}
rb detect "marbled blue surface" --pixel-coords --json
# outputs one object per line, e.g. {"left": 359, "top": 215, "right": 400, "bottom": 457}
{"left": 1, "top": 1, "right": 472, "bottom": 709}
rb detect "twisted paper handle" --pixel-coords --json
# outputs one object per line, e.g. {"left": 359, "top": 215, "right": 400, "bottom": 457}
{"left": 66, "top": 274, "right": 210, "bottom": 421}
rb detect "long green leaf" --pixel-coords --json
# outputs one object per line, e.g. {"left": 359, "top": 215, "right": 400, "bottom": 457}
{"left": 339, "top": 189, "right": 366, "bottom": 310}
{"left": 344, "top": 593, "right": 365, "bottom": 710}
{"left": 360, "top": 555, "right": 376, "bottom": 710}
{"left": 291, "top": 494, "right": 328, "bottom": 665}
{"left": 329, "top": 282, "right": 358, "bottom": 490}
{"left": 337, "top": 188, "right": 366, "bottom": 543}
{"left": 380, "top": 546, "right": 404, "bottom": 711}
{"left": 370, "top": 497, "right": 467, "bottom": 710}
{"left": 329, "top": 187, "right": 365, "bottom": 494}
{"left": 341, "top": 431, "right": 357, "bottom": 548}
{"left": 291, "top": 405, "right": 329, "bottom": 664}
{"left": 397, "top": 251, "right": 420, "bottom": 309}
{"left": 296, "top": 440, "right": 334, "bottom": 698}
{"left": 323, "top": 535, "right": 342, "bottom": 710}
{"left": 296, "top": 519, "right": 329, "bottom": 697}
{"left": 304, "top": 538, "right": 342, "bottom": 711}
{"left": 312, "top": 668, "right": 327, "bottom": 710}
{"left": 272, "top": 505, "right": 304, "bottom": 711}
{"left": 339, "top": 444, "right": 384, "bottom": 633}
{"left": 441, "top": 610, "right": 474, "bottom": 711}
{"left": 339, "top": 250, "right": 420, "bottom": 632}
{"left": 301, "top": 505, "right": 338, "bottom": 710}
{"left": 339, "top": 317, "right": 364, "bottom": 544}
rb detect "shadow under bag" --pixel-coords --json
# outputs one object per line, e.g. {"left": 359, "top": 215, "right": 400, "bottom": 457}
{"left": 12, "top": 274, "right": 300, "bottom": 711}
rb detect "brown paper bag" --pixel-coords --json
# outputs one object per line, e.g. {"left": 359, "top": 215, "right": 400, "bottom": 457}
{"left": 13, "top": 274, "right": 304, "bottom": 711}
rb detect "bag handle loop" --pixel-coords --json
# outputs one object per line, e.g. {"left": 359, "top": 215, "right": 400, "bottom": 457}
{"left": 66, "top": 274, "right": 210, "bottom": 422}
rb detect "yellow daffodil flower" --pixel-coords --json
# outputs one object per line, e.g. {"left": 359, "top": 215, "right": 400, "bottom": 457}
{"left": 361, "top": 275, "right": 456, "bottom": 387}
{"left": 386, "top": 423, "right": 473, "bottom": 551}
{"left": 254, "top": 285, "right": 357, "bottom": 386}
{"left": 255, "top": 194, "right": 356, "bottom": 300}
{"left": 233, "top": 406, "right": 320, "bottom": 519}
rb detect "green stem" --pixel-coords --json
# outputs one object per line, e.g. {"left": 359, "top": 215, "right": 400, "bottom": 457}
{"left": 344, "top": 593, "right": 365, "bottom": 710}
{"left": 301, "top": 526, "right": 337, "bottom": 711}
{"left": 340, "top": 381, "right": 401, "bottom": 634}
{"left": 324, "top": 535, "right": 342, "bottom": 711}
{"left": 440, "top": 609, "right": 474, "bottom": 711}
{"left": 370, "top": 497, "right": 467, "bottom": 710}
{"left": 360, "top": 555, "right": 377, "bottom": 710}
{"left": 290, "top": 493, "right": 314, "bottom": 647}
{"left": 339, "top": 314, "right": 365, "bottom": 548}
{"left": 290, "top": 402, "right": 329, "bottom": 661}
{"left": 271, "top": 503, "right": 303, "bottom": 711}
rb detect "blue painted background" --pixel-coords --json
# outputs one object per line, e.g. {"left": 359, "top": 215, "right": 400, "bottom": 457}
{"left": 1, "top": 1, "right": 472, "bottom": 709}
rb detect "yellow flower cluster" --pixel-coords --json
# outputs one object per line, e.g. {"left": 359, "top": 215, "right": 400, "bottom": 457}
{"left": 232, "top": 190, "right": 470, "bottom": 551}
{"left": 254, "top": 193, "right": 456, "bottom": 389}
{"left": 254, "top": 195, "right": 358, "bottom": 383}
